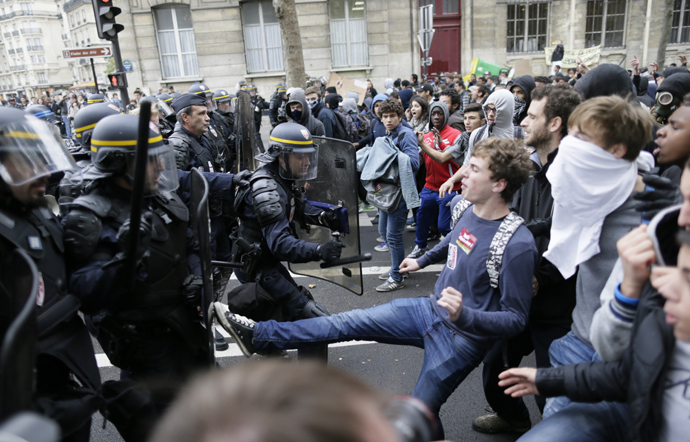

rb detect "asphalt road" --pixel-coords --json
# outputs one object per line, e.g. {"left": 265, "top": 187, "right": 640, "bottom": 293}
{"left": 87, "top": 118, "right": 543, "bottom": 441}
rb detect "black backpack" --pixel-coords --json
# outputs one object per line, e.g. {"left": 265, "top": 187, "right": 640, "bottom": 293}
{"left": 333, "top": 108, "right": 359, "bottom": 143}
{"left": 354, "top": 113, "right": 371, "bottom": 140}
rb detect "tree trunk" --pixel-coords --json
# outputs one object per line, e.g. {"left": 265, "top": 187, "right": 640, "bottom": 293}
{"left": 657, "top": 0, "right": 674, "bottom": 68}
{"left": 273, "top": 0, "right": 306, "bottom": 89}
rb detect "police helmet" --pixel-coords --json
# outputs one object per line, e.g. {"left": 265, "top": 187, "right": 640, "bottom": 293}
{"left": 246, "top": 84, "right": 257, "bottom": 93}
{"left": 157, "top": 93, "right": 174, "bottom": 104}
{"left": 0, "top": 108, "right": 76, "bottom": 186}
{"left": 87, "top": 93, "right": 105, "bottom": 105}
{"left": 275, "top": 82, "right": 286, "bottom": 91}
{"left": 90, "top": 114, "right": 178, "bottom": 193}
{"left": 25, "top": 104, "right": 57, "bottom": 123}
{"left": 170, "top": 92, "right": 182, "bottom": 99}
{"left": 258, "top": 122, "right": 318, "bottom": 181}
{"left": 213, "top": 90, "right": 233, "bottom": 103}
{"left": 276, "top": 84, "right": 287, "bottom": 94}
{"left": 73, "top": 102, "right": 122, "bottom": 148}
{"left": 238, "top": 80, "right": 248, "bottom": 91}
{"left": 189, "top": 83, "right": 212, "bottom": 98}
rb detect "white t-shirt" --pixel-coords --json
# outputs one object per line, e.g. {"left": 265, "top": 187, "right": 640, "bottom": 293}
{"left": 661, "top": 340, "right": 690, "bottom": 441}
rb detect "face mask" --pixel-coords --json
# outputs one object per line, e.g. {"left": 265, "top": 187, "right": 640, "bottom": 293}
{"left": 513, "top": 96, "right": 526, "bottom": 125}
{"left": 291, "top": 109, "right": 302, "bottom": 122}
{"left": 307, "top": 99, "right": 318, "bottom": 109}
{"left": 651, "top": 91, "right": 680, "bottom": 125}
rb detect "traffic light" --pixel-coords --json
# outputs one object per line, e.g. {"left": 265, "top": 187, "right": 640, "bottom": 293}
{"left": 107, "top": 72, "right": 128, "bottom": 88}
{"left": 92, "top": 0, "right": 124, "bottom": 41}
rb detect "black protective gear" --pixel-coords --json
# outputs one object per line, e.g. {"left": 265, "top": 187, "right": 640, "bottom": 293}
{"left": 25, "top": 104, "right": 58, "bottom": 122}
{"left": 300, "top": 299, "right": 331, "bottom": 318}
{"left": 182, "top": 274, "right": 203, "bottom": 308}
{"left": 317, "top": 240, "right": 345, "bottom": 263}
{"left": 232, "top": 169, "right": 252, "bottom": 188}
{"left": 86, "top": 93, "right": 105, "bottom": 105}
{"left": 188, "top": 83, "right": 212, "bottom": 98}
{"left": 117, "top": 212, "right": 154, "bottom": 261}
{"left": 250, "top": 173, "right": 286, "bottom": 227}
{"left": 319, "top": 210, "right": 340, "bottom": 231}
{"left": 634, "top": 173, "right": 682, "bottom": 222}
{"left": 63, "top": 209, "right": 103, "bottom": 263}
{"left": 73, "top": 102, "right": 122, "bottom": 148}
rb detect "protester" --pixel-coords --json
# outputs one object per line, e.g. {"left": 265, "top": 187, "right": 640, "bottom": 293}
{"left": 406, "top": 95, "right": 430, "bottom": 132}
{"left": 306, "top": 86, "right": 336, "bottom": 138}
{"left": 439, "top": 88, "right": 465, "bottom": 132}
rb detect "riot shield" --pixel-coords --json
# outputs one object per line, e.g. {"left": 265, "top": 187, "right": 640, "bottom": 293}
{"left": 235, "top": 91, "right": 261, "bottom": 172}
{"left": 189, "top": 168, "right": 215, "bottom": 365}
{"left": 0, "top": 248, "right": 38, "bottom": 420}
{"left": 289, "top": 137, "right": 365, "bottom": 295}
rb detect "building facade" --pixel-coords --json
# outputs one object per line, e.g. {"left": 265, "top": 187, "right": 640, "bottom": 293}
{"left": 0, "top": 0, "right": 72, "bottom": 100}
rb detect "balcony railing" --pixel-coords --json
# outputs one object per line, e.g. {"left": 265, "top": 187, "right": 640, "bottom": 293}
{"left": 27, "top": 45, "right": 44, "bottom": 52}
{"left": 63, "top": 0, "right": 90, "bottom": 13}
{"left": 21, "top": 28, "right": 42, "bottom": 35}
{"left": 0, "top": 11, "right": 60, "bottom": 20}
{"left": 10, "top": 65, "right": 26, "bottom": 72}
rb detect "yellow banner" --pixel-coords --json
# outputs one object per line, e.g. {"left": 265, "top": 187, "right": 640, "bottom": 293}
{"left": 544, "top": 45, "right": 601, "bottom": 69}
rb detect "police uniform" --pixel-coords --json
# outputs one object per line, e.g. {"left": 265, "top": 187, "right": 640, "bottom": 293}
{"left": 0, "top": 109, "right": 101, "bottom": 442}
{"left": 64, "top": 114, "right": 210, "bottom": 442}
{"left": 269, "top": 83, "right": 287, "bottom": 128}
{"left": 168, "top": 94, "right": 218, "bottom": 172}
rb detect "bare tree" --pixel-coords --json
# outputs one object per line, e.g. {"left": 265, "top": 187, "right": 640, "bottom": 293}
{"left": 657, "top": 0, "right": 674, "bottom": 68}
{"left": 273, "top": 0, "right": 306, "bottom": 88}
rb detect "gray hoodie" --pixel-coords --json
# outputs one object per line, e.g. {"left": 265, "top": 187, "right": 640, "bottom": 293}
{"left": 428, "top": 100, "right": 449, "bottom": 131}
{"left": 340, "top": 98, "right": 358, "bottom": 114}
{"left": 286, "top": 90, "right": 325, "bottom": 136}
{"left": 463, "top": 89, "right": 515, "bottom": 166}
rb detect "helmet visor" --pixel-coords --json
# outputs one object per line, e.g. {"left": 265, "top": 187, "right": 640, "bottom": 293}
{"left": 155, "top": 99, "right": 175, "bottom": 118}
{"left": 278, "top": 146, "right": 319, "bottom": 181}
{"left": 126, "top": 144, "right": 179, "bottom": 195}
{"left": 0, "top": 116, "right": 77, "bottom": 186}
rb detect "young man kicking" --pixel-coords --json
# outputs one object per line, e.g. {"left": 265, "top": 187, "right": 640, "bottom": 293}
{"left": 213, "top": 137, "right": 537, "bottom": 433}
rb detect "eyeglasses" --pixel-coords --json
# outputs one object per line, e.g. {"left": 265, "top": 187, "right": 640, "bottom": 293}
{"left": 483, "top": 106, "right": 497, "bottom": 114}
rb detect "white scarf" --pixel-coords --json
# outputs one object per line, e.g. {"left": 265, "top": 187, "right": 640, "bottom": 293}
{"left": 544, "top": 135, "right": 638, "bottom": 278}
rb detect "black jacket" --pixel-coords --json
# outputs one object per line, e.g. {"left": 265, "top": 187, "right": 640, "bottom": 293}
{"left": 510, "top": 148, "right": 576, "bottom": 325}
{"left": 536, "top": 284, "right": 674, "bottom": 442}
{"left": 551, "top": 44, "right": 564, "bottom": 62}
{"left": 285, "top": 91, "right": 325, "bottom": 136}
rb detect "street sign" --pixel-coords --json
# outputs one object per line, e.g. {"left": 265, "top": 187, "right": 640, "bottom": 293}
{"left": 123, "top": 59, "right": 133, "bottom": 72}
{"left": 421, "top": 57, "right": 433, "bottom": 66}
{"left": 62, "top": 46, "right": 112, "bottom": 59}
{"left": 417, "top": 5, "right": 435, "bottom": 52}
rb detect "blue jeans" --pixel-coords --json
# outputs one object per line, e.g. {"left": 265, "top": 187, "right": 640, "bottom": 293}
{"left": 415, "top": 187, "right": 456, "bottom": 248}
{"left": 62, "top": 116, "right": 72, "bottom": 139}
{"left": 378, "top": 200, "right": 408, "bottom": 282}
{"left": 518, "top": 332, "right": 629, "bottom": 442}
{"left": 254, "top": 296, "right": 489, "bottom": 414}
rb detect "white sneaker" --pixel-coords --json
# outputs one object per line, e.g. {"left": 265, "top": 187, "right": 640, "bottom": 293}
{"left": 374, "top": 242, "right": 389, "bottom": 252}
{"left": 406, "top": 245, "right": 428, "bottom": 259}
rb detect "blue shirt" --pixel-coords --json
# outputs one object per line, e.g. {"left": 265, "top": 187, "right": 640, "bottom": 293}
{"left": 417, "top": 200, "right": 537, "bottom": 346}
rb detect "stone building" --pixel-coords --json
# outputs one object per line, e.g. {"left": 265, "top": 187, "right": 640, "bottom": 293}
{"left": 0, "top": 0, "right": 72, "bottom": 100}
{"left": 462, "top": 0, "right": 690, "bottom": 77}
{"left": 116, "top": 0, "right": 421, "bottom": 98}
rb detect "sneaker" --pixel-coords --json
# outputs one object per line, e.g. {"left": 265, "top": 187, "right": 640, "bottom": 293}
{"left": 471, "top": 414, "right": 531, "bottom": 434}
{"left": 406, "top": 245, "right": 428, "bottom": 259}
{"left": 374, "top": 242, "right": 389, "bottom": 252}
{"left": 371, "top": 214, "right": 379, "bottom": 224}
{"left": 406, "top": 216, "right": 414, "bottom": 223}
{"left": 405, "top": 222, "right": 417, "bottom": 232}
{"left": 379, "top": 271, "right": 408, "bottom": 280}
{"left": 376, "top": 277, "right": 405, "bottom": 292}
{"left": 213, "top": 302, "right": 255, "bottom": 358}
{"left": 214, "top": 328, "right": 229, "bottom": 352}
{"left": 427, "top": 232, "right": 441, "bottom": 241}
{"left": 376, "top": 236, "right": 385, "bottom": 243}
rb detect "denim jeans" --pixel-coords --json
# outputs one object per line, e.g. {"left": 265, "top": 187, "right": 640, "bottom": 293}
{"left": 378, "top": 200, "right": 408, "bottom": 282}
{"left": 62, "top": 116, "right": 72, "bottom": 139}
{"left": 254, "top": 296, "right": 489, "bottom": 414}
{"left": 517, "top": 331, "right": 629, "bottom": 442}
{"left": 415, "top": 187, "right": 456, "bottom": 248}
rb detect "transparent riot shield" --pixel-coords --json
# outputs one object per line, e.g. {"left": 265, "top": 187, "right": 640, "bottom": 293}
{"left": 0, "top": 248, "right": 38, "bottom": 420}
{"left": 235, "top": 91, "right": 260, "bottom": 172}
{"left": 289, "top": 137, "right": 366, "bottom": 295}
{"left": 189, "top": 168, "right": 215, "bottom": 365}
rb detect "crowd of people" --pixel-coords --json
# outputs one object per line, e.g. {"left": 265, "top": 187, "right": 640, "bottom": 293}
{"left": 2, "top": 55, "right": 690, "bottom": 442}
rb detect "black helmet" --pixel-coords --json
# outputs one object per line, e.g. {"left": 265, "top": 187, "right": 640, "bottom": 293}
{"left": 258, "top": 122, "right": 319, "bottom": 180}
{"left": 87, "top": 93, "right": 105, "bottom": 105}
{"left": 90, "top": 114, "right": 178, "bottom": 193}
{"left": 25, "top": 104, "right": 57, "bottom": 123}
{"left": 189, "top": 83, "right": 212, "bottom": 98}
{"left": 73, "top": 102, "right": 122, "bottom": 148}
{"left": 157, "top": 93, "right": 174, "bottom": 105}
{"left": 0, "top": 108, "right": 76, "bottom": 186}
{"left": 213, "top": 89, "right": 233, "bottom": 103}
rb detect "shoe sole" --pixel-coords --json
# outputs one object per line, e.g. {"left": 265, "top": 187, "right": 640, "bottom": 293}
{"left": 374, "top": 248, "right": 389, "bottom": 252}
{"left": 213, "top": 302, "right": 252, "bottom": 358}
{"left": 471, "top": 419, "right": 531, "bottom": 434}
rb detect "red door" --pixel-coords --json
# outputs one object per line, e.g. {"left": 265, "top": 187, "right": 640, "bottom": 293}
{"left": 420, "top": 0, "right": 462, "bottom": 76}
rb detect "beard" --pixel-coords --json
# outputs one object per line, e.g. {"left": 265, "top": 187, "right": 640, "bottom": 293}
{"left": 23, "top": 177, "right": 50, "bottom": 209}
{"left": 526, "top": 123, "right": 552, "bottom": 152}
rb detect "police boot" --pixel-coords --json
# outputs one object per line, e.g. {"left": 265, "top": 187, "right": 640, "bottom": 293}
{"left": 214, "top": 328, "right": 229, "bottom": 352}
{"left": 294, "top": 287, "right": 329, "bottom": 362}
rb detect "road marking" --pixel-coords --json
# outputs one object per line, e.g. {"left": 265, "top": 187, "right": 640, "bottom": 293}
{"left": 229, "top": 263, "right": 446, "bottom": 280}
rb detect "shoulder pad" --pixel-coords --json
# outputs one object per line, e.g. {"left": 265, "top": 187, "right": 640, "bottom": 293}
{"left": 63, "top": 208, "right": 103, "bottom": 262}
{"left": 71, "top": 193, "right": 112, "bottom": 218}
{"left": 167, "top": 132, "right": 189, "bottom": 148}
{"left": 250, "top": 174, "right": 285, "bottom": 227}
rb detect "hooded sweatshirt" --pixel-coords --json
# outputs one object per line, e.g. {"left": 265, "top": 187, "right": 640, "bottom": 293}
{"left": 423, "top": 101, "right": 462, "bottom": 190}
{"left": 463, "top": 89, "right": 515, "bottom": 166}
{"left": 399, "top": 89, "right": 414, "bottom": 110}
{"left": 384, "top": 78, "right": 395, "bottom": 95}
{"left": 574, "top": 64, "right": 634, "bottom": 100}
{"left": 286, "top": 90, "right": 325, "bottom": 136}
{"left": 510, "top": 75, "right": 536, "bottom": 124}
{"left": 340, "top": 98, "right": 358, "bottom": 114}
{"left": 311, "top": 98, "right": 336, "bottom": 138}
{"left": 635, "top": 76, "right": 655, "bottom": 108}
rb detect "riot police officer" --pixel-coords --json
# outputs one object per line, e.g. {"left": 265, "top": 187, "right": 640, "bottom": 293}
{"left": 233, "top": 122, "right": 344, "bottom": 358}
{"left": 211, "top": 89, "right": 236, "bottom": 166}
{"left": 63, "top": 114, "right": 214, "bottom": 441}
{"left": 188, "top": 84, "right": 234, "bottom": 172}
{"left": 269, "top": 83, "right": 288, "bottom": 128}
{"left": 0, "top": 108, "right": 101, "bottom": 441}
{"left": 153, "top": 94, "right": 176, "bottom": 139}
{"left": 86, "top": 93, "right": 105, "bottom": 105}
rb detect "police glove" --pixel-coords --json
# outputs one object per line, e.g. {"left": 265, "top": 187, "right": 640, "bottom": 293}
{"left": 634, "top": 174, "right": 681, "bottom": 222}
{"left": 232, "top": 169, "right": 252, "bottom": 188}
{"left": 318, "top": 210, "right": 341, "bottom": 231}
{"left": 182, "top": 274, "right": 203, "bottom": 307}
{"left": 317, "top": 240, "right": 345, "bottom": 264}
{"left": 117, "top": 212, "right": 154, "bottom": 261}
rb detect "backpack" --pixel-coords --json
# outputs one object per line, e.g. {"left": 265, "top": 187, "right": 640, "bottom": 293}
{"left": 333, "top": 108, "right": 359, "bottom": 143}
{"left": 354, "top": 113, "right": 371, "bottom": 140}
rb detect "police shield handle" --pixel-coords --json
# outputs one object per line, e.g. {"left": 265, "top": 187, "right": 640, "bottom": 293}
{"left": 319, "top": 253, "right": 372, "bottom": 269}
{"left": 124, "top": 104, "right": 152, "bottom": 292}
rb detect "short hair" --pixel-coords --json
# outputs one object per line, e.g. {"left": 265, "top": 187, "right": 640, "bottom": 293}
{"left": 568, "top": 95, "right": 653, "bottom": 161}
{"left": 530, "top": 84, "right": 583, "bottom": 138}
{"left": 149, "top": 361, "right": 389, "bottom": 442}
{"left": 534, "top": 76, "right": 550, "bottom": 84}
{"left": 305, "top": 86, "right": 321, "bottom": 97}
{"left": 176, "top": 106, "right": 193, "bottom": 126}
{"left": 379, "top": 97, "right": 404, "bottom": 117}
{"left": 476, "top": 84, "right": 490, "bottom": 97}
{"left": 409, "top": 95, "right": 430, "bottom": 121}
{"left": 388, "top": 90, "right": 400, "bottom": 100}
{"left": 440, "top": 88, "right": 460, "bottom": 109}
{"left": 402, "top": 80, "right": 410, "bottom": 88}
{"left": 411, "top": 74, "right": 419, "bottom": 81}
{"left": 471, "top": 137, "right": 532, "bottom": 202}
{"left": 464, "top": 102, "right": 485, "bottom": 119}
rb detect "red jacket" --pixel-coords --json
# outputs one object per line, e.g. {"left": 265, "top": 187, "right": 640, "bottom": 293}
{"left": 423, "top": 124, "right": 462, "bottom": 191}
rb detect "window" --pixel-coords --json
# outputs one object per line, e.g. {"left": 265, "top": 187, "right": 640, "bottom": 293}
{"left": 585, "top": 0, "right": 626, "bottom": 48}
{"left": 21, "top": 3, "right": 32, "bottom": 15}
{"left": 30, "top": 55, "right": 35, "bottom": 63}
{"left": 37, "top": 72, "right": 46, "bottom": 83}
{"left": 442, "top": 0, "right": 459, "bottom": 14}
{"left": 153, "top": 5, "right": 199, "bottom": 78}
{"left": 38, "top": 55, "right": 45, "bottom": 63}
{"left": 242, "top": 1, "right": 283, "bottom": 72}
{"left": 506, "top": 2, "right": 549, "bottom": 53}
{"left": 670, "top": 0, "right": 690, "bottom": 44}
{"left": 329, "top": 0, "right": 368, "bottom": 67}
{"left": 71, "top": 14, "right": 74, "bottom": 28}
